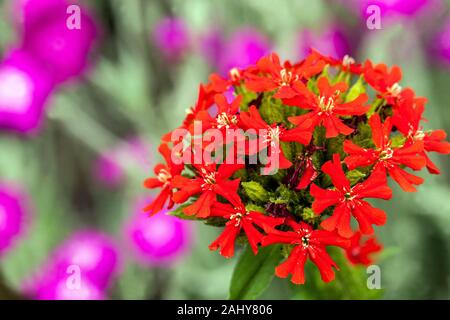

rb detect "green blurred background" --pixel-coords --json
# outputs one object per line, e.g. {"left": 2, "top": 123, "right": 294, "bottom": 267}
{"left": 0, "top": 0, "right": 449, "bottom": 299}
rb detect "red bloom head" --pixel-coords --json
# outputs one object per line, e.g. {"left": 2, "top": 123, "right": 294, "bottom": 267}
{"left": 142, "top": 50, "right": 448, "bottom": 288}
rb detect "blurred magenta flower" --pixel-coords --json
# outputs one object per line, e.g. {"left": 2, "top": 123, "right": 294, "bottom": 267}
{"left": 17, "top": 0, "right": 98, "bottom": 83}
{"left": 0, "top": 183, "right": 28, "bottom": 255}
{"left": 125, "top": 199, "right": 192, "bottom": 266}
{"left": 433, "top": 19, "right": 450, "bottom": 66}
{"left": 49, "top": 231, "right": 120, "bottom": 290}
{"left": 12, "top": 0, "right": 67, "bottom": 30}
{"left": 33, "top": 276, "right": 105, "bottom": 300}
{"left": 198, "top": 29, "right": 224, "bottom": 67}
{"left": 27, "top": 230, "right": 120, "bottom": 300}
{"left": 153, "top": 17, "right": 190, "bottom": 61}
{"left": 218, "top": 28, "right": 271, "bottom": 74}
{"left": 0, "top": 50, "right": 54, "bottom": 134}
{"left": 94, "top": 154, "right": 124, "bottom": 188}
{"left": 357, "top": 0, "right": 442, "bottom": 19}
{"left": 298, "top": 26, "right": 351, "bottom": 59}
{"left": 93, "top": 138, "right": 154, "bottom": 188}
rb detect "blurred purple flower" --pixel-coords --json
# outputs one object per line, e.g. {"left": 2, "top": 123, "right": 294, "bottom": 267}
{"left": 12, "top": 0, "right": 67, "bottom": 31}
{"left": 433, "top": 19, "right": 450, "bottom": 66}
{"left": 218, "top": 28, "right": 271, "bottom": 74}
{"left": 356, "top": 0, "right": 442, "bottom": 19}
{"left": 0, "top": 183, "right": 28, "bottom": 255}
{"left": 0, "top": 50, "right": 54, "bottom": 134}
{"left": 50, "top": 231, "right": 120, "bottom": 290}
{"left": 17, "top": 0, "right": 98, "bottom": 83}
{"left": 198, "top": 29, "right": 225, "bottom": 67}
{"left": 153, "top": 17, "right": 190, "bottom": 61}
{"left": 93, "top": 138, "right": 154, "bottom": 188}
{"left": 298, "top": 26, "right": 351, "bottom": 59}
{"left": 125, "top": 199, "right": 192, "bottom": 266}
{"left": 34, "top": 277, "right": 105, "bottom": 300}
{"left": 94, "top": 154, "right": 124, "bottom": 188}
{"left": 27, "top": 230, "right": 120, "bottom": 300}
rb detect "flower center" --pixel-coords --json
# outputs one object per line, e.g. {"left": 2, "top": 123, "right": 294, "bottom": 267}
{"left": 229, "top": 68, "right": 240, "bottom": 82}
{"left": 379, "top": 148, "right": 394, "bottom": 160}
{"left": 265, "top": 126, "right": 281, "bottom": 147}
{"left": 344, "top": 192, "right": 355, "bottom": 201}
{"left": 230, "top": 209, "right": 248, "bottom": 227}
{"left": 413, "top": 130, "right": 425, "bottom": 141}
{"left": 279, "top": 68, "right": 297, "bottom": 86}
{"left": 342, "top": 55, "right": 355, "bottom": 67}
{"left": 318, "top": 96, "right": 335, "bottom": 113}
{"left": 301, "top": 235, "right": 310, "bottom": 248}
{"left": 388, "top": 83, "right": 402, "bottom": 96}
{"left": 216, "top": 112, "right": 238, "bottom": 129}
{"left": 157, "top": 169, "right": 172, "bottom": 184}
{"left": 200, "top": 169, "right": 217, "bottom": 189}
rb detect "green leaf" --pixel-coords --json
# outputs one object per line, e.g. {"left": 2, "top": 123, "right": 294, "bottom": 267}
{"left": 345, "top": 77, "right": 366, "bottom": 103}
{"left": 241, "top": 181, "right": 270, "bottom": 202}
{"left": 391, "top": 134, "right": 406, "bottom": 148}
{"left": 235, "top": 84, "right": 257, "bottom": 111}
{"left": 291, "top": 248, "right": 384, "bottom": 300}
{"left": 229, "top": 244, "right": 282, "bottom": 300}
{"left": 346, "top": 169, "right": 366, "bottom": 185}
{"left": 167, "top": 204, "right": 199, "bottom": 221}
{"left": 352, "top": 122, "right": 374, "bottom": 149}
{"left": 326, "top": 135, "right": 346, "bottom": 159}
{"left": 259, "top": 96, "right": 285, "bottom": 124}
{"left": 245, "top": 203, "right": 266, "bottom": 213}
{"left": 203, "top": 216, "right": 227, "bottom": 227}
{"left": 367, "top": 98, "right": 385, "bottom": 117}
{"left": 301, "top": 207, "right": 318, "bottom": 224}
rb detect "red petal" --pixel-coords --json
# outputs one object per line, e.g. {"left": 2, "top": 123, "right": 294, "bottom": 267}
{"left": 275, "top": 246, "right": 308, "bottom": 284}
{"left": 143, "top": 178, "right": 163, "bottom": 189}
{"left": 311, "top": 230, "right": 350, "bottom": 249}
{"left": 310, "top": 184, "right": 341, "bottom": 214}
{"left": 321, "top": 154, "right": 351, "bottom": 192}
{"left": 388, "top": 166, "right": 424, "bottom": 192}
{"left": 183, "top": 190, "right": 216, "bottom": 217}
{"left": 242, "top": 220, "right": 264, "bottom": 255}
{"left": 320, "top": 203, "right": 353, "bottom": 238}
{"left": 343, "top": 140, "right": 378, "bottom": 169}
{"left": 143, "top": 187, "right": 171, "bottom": 216}
{"left": 334, "top": 94, "right": 370, "bottom": 116}
{"left": 209, "top": 223, "right": 240, "bottom": 258}
{"left": 352, "top": 201, "right": 387, "bottom": 235}
{"left": 307, "top": 245, "right": 338, "bottom": 283}
{"left": 353, "top": 167, "right": 392, "bottom": 200}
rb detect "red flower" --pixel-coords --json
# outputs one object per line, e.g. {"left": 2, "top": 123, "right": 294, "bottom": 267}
{"left": 205, "top": 73, "right": 233, "bottom": 93}
{"left": 295, "top": 156, "right": 319, "bottom": 190}
{"left": 311, "top": 154, "right": 392, "bottom": 238}
{"left": 345, "top": 232, "right": 383, "bottom": 266}
{"left": 209, "top": 199, "right": 284, "bottom": 258}
{"left": 392, "top": 89, "right": 450, "bottom": 174}
{"left": 262, "top": 220, "right": 350, "bottom": 284}
{"left": 162, "top": 84, "right": 215, "bottom": 142}
{"left": 364, "top": 60, "right": 402, "bottom": 102}
{"left": 313, "top": 49, "right": 363, "bottom": 75}
{"left": 171, "top": 163, "right": 243, "bottom": 218}
{"left": 344, "top": 113, "right": 427, "bottom": 192}
{"left": 143, "top": 144, "right": 184, "bottom": 215}
{"left": 285, "top": 76, "right": 370, "bottom": 138}
{"left": 239, "top": 105, "right": 314, "bottom": 173}
{"left": 194, "top": 94, "right": 242, "bottom": 132}
{"left": 244, "top": 52, "right": 325, "bottom": 99}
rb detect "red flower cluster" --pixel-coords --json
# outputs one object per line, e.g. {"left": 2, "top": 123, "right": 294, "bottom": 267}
{"left": 143, "top": 50, "right": 449, "bottom": 285}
